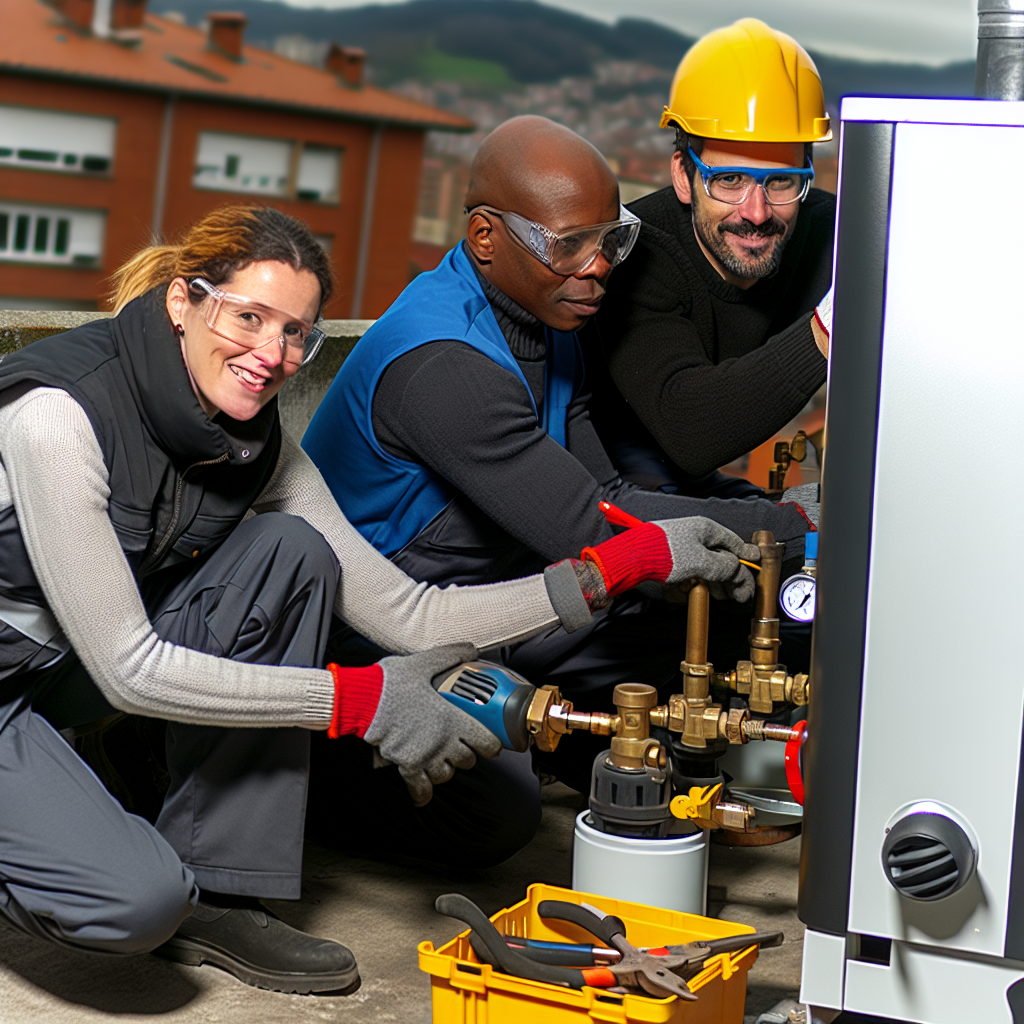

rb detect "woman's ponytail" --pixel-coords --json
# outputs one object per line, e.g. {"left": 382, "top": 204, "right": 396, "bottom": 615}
{"left": 108, "top": 244, "right": 181, "bottom": 313}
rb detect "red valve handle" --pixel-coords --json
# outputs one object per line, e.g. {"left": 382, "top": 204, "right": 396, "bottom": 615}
{"left": 784, "top": 720, "right": 808, "bottom": 805}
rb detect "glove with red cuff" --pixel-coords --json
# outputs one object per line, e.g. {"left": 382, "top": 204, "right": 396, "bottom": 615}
{"left": 554, "top": 516, "right": 761, "bottom": 612}
{"left": 327, "top": 643, "right": 501, "bottom": 806}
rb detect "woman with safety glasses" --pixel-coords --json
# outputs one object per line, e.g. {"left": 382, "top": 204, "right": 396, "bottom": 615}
{"left": 0, "top": 203, "right": 758, "bottom": 994}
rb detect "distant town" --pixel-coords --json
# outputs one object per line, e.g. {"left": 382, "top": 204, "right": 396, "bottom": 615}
{"left": 270, "top": 35, "right": 840, "bottom": 271}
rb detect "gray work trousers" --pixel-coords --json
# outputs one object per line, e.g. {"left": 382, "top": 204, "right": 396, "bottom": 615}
{"left": 0, "top": 512, "right": 337, "bottom": 953}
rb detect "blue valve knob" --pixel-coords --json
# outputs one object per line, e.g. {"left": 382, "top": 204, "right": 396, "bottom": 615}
{"left": 805, "top": 531, "right": 818, "bottom": 560}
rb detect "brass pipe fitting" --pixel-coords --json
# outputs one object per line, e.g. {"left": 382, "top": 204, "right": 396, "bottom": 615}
{"left": 787, "top": 673, "right": 810, "bottom": 706}
{"left": 752, "top": 530, "right": 784, "bottom": 623}
{"left": 648, "top": 704, "right": 669, "bottom": 729}
{"left": 670, "top": 782, "right": 758, "bottom": 831}
{"left": 547, "top": 704, "right": 621, "bottom": 737}
{"left": 685, "top": 580, "right": 710, "bottom": 669}
{"left": 608, "top": 683, "right": 664, "bottom": 770}
{"left": 740, "top": 531, "right": 788, "bottom": 712}
{"left": 677, "top": 581, "right": 722, "bottom": 750}
{"left": 741, "top": 720, "right": 803, "bottom": 743}
{"left": 525, "top": 684, "right": 562, "bottom": 752}
{"left": 724, "top": 706, "right": 749, "bottom": 744}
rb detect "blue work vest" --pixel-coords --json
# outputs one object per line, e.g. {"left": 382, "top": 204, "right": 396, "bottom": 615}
{"left": 302, "top": 244, "right": 582, "bottom": 557}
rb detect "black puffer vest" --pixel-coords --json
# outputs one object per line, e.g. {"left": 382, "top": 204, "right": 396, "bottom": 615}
{"left": 0, "top": 287, "right": 281, "bottom": 620}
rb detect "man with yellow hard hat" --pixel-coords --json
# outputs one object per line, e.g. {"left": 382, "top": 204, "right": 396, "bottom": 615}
{"left": 588, "top": 18, "right": 834, "bottom": 499}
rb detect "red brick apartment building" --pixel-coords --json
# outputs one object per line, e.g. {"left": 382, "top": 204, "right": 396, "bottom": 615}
{"left": 0, "top": 0, "right": 472, "bottom": 315}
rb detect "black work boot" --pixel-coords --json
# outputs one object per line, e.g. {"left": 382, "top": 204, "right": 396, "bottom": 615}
{"left": 153, "top": 898, "right": 360, "bottom": 995}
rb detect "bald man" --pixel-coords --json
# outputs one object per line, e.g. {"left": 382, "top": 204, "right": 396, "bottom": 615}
{"left": 303, "top": 117, "right": 815, "bottom": 792}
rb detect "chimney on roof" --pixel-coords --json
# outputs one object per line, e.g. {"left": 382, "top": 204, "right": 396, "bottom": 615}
{"left": 325, "top": 43, "right": 366, "bottom": 88}
{"left": 56, "top": 0, "right": 145, "bottom": 38}
{"left": 207, "top": 11, "right": 247, "bottom": 60}
{"left": 111, "top": 0, "right": 147, "bottom": 31}
{"left": 54, "top": 0, "right": 96, "bottom": 32}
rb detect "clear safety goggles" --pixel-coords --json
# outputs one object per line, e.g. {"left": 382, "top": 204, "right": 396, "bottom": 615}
{"left": 188, "top": 277, "right": 326, "bottom": 368}
{"left": 689, "top": 148, "right": 814, "bottom": 207}
{"left": 469, "top": 204, "right": 641, "bottom": 276}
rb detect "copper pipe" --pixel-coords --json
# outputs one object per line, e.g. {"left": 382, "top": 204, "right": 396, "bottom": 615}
{"left": 752, "top": 531, "right": 783, "bottom": 621}
{"left": 686, "top": 581, "right": 710, "bottom": 666}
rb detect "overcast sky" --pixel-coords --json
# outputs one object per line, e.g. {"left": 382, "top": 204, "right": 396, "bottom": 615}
{"left": 281, "top": 0, "right": 980, "bottom": 65}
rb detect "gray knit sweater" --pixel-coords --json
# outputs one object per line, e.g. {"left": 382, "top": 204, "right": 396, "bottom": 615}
{"left": 0, "top": 387, "right": 572, "bottom": 730}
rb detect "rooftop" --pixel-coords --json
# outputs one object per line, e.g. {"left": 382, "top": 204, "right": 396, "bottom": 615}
{"left": 1, "top": 0, "right": 475, "bottom": 131}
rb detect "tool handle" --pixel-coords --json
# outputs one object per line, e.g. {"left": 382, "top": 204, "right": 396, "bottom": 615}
{"left": 537, "top": 900, "right": 626, "bottom": 945}
{"left": 500, "top": 940, "right": 599, "bottom": 968}
{"left": 510, "top": 938, "right": 604, "bottom": 953}
{"left": 437, "top": 894, "right": 588, "bottom": 990}
{"left": 700, "top": 930, "right": 785, "bottom": 956}
{"left": 598, "top": 500, "right": 646, "bottom": 529}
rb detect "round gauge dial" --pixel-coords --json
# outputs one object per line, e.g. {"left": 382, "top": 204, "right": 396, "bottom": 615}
{"left": 780, "top": 573, "right": 816, "bottom": 622}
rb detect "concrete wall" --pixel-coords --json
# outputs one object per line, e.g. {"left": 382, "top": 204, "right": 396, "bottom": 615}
{"left": 0, "top": 310, "right": 370, "bottom": 440}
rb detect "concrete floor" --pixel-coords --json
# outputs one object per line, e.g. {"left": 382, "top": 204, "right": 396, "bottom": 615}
{"left": 0, "top": 784, "right": 803, "bottom": 1023}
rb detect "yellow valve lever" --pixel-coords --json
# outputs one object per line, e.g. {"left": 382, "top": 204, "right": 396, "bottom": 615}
{"left": 669, "top": 783, "right": 723, "bottom": 821}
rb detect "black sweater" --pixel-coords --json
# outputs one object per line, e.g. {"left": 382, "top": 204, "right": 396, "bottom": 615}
{"left": 587, "top": 185, "right": 834, "bottom": 481}
{"left": 370, "top": 255, "right": 809, "bottom": 587}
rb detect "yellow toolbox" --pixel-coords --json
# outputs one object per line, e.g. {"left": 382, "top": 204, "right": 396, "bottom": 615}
{"left": 418, "top": 883, "right": 760, "bottom": 1024}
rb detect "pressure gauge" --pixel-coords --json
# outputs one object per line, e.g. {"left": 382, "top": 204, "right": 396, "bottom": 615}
{"left": 780, "top": 573, "right": 816, "bottom": 622}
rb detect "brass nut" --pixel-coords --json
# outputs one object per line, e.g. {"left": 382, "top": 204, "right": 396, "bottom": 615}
{"left": 589, "top": 711, "right": 622, "bottom": 736}
{"left": 734, "top": 661, "right": 754, "bottom": 694}
{"left": 525, "top": 685, "right": 560, "bottom": 752}
{"left": 648, "top": 705, "right": 669, "bottom": 729}
{"left": 749, "top": 672, "right": 774, "bottom": 714}
{"left": 788, "top": 673, "right": 810, "bottom": 706}
{"left": 726, "top": 707, "right": 749, "bottom": 744}
{"left": 610, "top": 735, "right": 661, "bottom": 770}
{"left": 667, "top": 694, "right": 687, "bottom": 733}
{"left": 713, "top": 801, "right": 756, "bottom": 832}
{"left": 769, "top": 669, "right": 790, "bottom": 703}
{"left": 644, "top": 743, "right": 668, "bottom": 770}
{"left": 701, "top": 706, "right": 722, "bottom": 739}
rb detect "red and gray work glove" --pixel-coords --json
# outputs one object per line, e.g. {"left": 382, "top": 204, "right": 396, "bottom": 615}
{"left": 327, "top": 643, "right": 501, "bottom": 807}
{"left": 555, "top": 514, "right": 761, "bottom": 612}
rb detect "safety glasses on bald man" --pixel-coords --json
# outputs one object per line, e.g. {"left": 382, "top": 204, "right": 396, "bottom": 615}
{"left": 188, "top": 277, "right": 327, "bottom": 368}
{"left": 467, "top": 204, "right": 641, "bottom": 276}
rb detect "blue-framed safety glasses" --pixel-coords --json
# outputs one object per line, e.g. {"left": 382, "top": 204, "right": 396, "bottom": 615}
{"left": 689, "top": 148, "right": 814, "bottom": 206}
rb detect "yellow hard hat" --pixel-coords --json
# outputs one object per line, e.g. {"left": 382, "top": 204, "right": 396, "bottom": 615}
{"left": 660, "top": 18, "right": 832, "bottom": 143}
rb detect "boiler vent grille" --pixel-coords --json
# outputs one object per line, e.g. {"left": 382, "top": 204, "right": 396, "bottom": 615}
{"left": 885, "top": 836, "right": 959, "bottom": 900}
{"left": 881, "top": 811, "right": 976, "bottom": 903}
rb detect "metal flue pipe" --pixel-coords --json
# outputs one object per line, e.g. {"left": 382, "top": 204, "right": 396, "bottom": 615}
{"left": 976, "top": 0, "right": 1024, "bottom": 99}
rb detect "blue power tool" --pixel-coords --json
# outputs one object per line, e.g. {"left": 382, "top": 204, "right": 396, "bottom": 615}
{"left": 432, "top": 660, "right": 540, "bottom": 751}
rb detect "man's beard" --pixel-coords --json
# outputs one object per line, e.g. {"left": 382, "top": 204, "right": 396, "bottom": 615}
{"left": 692, "top": 198, "right": 790, "bottom": 280}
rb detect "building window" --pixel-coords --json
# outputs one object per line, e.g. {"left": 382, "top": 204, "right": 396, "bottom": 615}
{"left": 0, "top": 106, "right": 116, "bottom": 175}
{"left": 296, "top": 146, "right": 341, "bottom": 203}
{"left": 192, "top": 133, "right": 343, "bottom": 202}
{"left": 193, "top": 132, "right": 291, "bottom": 196}
{"left": 0, "top": 202, "right": 105, "bottom": 266}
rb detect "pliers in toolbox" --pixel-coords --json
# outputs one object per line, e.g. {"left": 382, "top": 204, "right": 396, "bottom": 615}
{"left": 436, "top": 893, "right": 697, "bottom": 1000}
{"left": 504, "top": 928, "right": 785, "bottom": 978}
